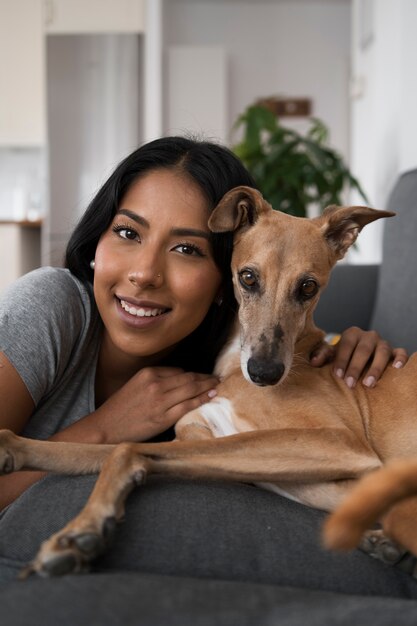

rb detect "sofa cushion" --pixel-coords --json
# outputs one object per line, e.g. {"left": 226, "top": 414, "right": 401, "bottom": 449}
{"left": 371, "top": 169, "right": 417, "bottom": 352}
{"left": 1, "top": 474, "right": 417, "bottom": 599}
{"left": 1, "top": 570, "right": 417, "bottom": 626}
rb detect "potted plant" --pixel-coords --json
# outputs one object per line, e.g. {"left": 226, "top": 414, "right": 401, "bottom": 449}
{"left": 232, "top": 103, "right": 366, "bottom": 217}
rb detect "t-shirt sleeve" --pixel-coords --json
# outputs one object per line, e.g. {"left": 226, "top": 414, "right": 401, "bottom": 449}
{"left": 0, "top": 267, "right": 88, "bottom": 405}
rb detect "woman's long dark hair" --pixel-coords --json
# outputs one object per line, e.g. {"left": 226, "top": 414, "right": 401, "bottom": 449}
{"left": 65, "top": 136, "right": 257, "bottom": 372}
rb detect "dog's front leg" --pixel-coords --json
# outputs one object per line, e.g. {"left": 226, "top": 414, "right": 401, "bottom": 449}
{"left": 0, "top": 429, "right": 115, "bottom": 475}
{"left": 23, "top": 427, "right": 382, "bottom": 578}
{"left": 21, "top": 442, "right": 150, "bottom": 578}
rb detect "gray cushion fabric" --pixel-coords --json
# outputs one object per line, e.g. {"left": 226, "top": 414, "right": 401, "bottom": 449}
{"left": 315, "top": 264, "right": 379, "bottom": 333}
{"left": 2, "top": 571, "right": 417, "bottom": 626}
{"left": 1, "top": 475, "right": 417, "bottom": 599}
{"left": 1, "top": 476, "right": 417, "bottom": 625}
{"left": 370, "top": 169, "right": 417, "bottom": 353}
{"left": 316, "top": 168, "right": 417, "bottom": 353}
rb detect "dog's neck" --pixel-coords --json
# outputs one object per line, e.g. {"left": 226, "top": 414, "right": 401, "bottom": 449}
{"left": 294, "top": 316, "right": 327, "bottom": 358}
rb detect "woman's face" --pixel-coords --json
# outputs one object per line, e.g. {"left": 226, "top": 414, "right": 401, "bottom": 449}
{"left": 94, "top": 168, "right": 222, "bottom": 365}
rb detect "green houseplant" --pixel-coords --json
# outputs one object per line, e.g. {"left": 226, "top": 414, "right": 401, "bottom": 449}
{"left": 232, "top": 103, "right": 367, "bottom": 217}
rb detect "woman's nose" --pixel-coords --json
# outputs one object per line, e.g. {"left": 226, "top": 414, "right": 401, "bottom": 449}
{"left": 127, "top": 251, "right": 164, "bottom": 288}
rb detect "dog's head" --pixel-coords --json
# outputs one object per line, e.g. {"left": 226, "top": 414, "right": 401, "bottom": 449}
{"left": 209, "top": 186, "right": 394, "bottom": 387}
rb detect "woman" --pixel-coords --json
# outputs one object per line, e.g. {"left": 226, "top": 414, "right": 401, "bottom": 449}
{"left": 0, "top": 138, "right": 410, "bottom": 591}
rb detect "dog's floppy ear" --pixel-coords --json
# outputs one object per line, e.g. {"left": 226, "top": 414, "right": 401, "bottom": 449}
{"left": 208, "top": 186, "right": 270, "bottom": 233}
{"left": 316, "top": 205, "right": 395, "bottom": 260}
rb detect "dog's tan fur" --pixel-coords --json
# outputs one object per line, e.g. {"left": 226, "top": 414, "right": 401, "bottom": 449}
{"left": 0, "top": 186, "right": 415, "bottom": 577}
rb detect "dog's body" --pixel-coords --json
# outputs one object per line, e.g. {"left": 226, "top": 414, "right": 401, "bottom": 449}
{"left": 1, "top": 186, "right": 416, "bottom": 578}
{"left": 184, "top": 325, "right": 417, "bottom": 511}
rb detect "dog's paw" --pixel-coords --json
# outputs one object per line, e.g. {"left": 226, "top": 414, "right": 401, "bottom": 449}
{"left": 360, "top": 529, "right": 407, "bottom": 565}
{"left": 21, "top": 516, "right": 118, "bottom": 578}
{"left": 0, "top": 430, "right": 17, "bottom": 474}
{"left": 0, "top": 449, "right": 14, "bottom": 475}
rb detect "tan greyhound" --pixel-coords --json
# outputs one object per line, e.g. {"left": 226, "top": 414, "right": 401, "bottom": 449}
{"left": 1, "top": 186, "right": 416, "bottom": 579}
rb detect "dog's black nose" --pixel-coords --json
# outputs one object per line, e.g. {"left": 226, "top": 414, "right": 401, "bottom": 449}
{"left": 247, "top": 358, "right": 285, "bottom": 386}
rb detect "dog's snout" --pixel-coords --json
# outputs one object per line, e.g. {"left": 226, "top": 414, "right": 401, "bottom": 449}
{"left": 247, "top": 358, "right": 285, "bottom": 386}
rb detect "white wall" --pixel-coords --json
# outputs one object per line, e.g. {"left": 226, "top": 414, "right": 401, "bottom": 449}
{"left": 46, "top": 34, "right": 142, "bottom": 265}
{"left": 164, "top": 0, "right": 351, "bottom": 159}
{"left": 399, "top": 0, "right": 417, "bottom": 173}
{"left": 349, "top": 0, "right": 417, "bottom": 263}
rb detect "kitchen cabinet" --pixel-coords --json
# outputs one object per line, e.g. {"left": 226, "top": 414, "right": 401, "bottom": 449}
{"left": 0, "top": 0, "right": 46, "bottom": 146}
{"left": 44, "top": 0, "right": 145, "bottom": 34}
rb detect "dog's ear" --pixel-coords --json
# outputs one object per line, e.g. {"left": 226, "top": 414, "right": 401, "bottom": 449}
{"left": 208, "top": 186, "right": 270, "bottom": 233}
{"left": 316, "top": 205, "right": 396, "bottom": 260}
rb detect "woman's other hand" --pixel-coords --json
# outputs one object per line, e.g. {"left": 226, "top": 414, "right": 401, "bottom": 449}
{"left": 310, "top": 326, "right": 408, "bottom": 388}
{"left": 93, "top": 366, "right": 219, "bottom": 443}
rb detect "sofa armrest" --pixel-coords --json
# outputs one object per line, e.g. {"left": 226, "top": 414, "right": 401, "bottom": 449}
{"left": 314, "top": 264, "right": 379, "bottom": 333}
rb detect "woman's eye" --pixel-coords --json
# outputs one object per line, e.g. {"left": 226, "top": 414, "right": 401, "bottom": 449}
{"left": 175, "top": 244, "right": 204, "bottom": 257}
{"left": 113, "top": 225, "right": 139, "bottom": 241}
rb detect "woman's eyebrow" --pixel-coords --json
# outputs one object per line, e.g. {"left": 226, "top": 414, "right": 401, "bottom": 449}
{"left": 171, "top": 228, "right": 210, "bottom": 240}
{"left": 117, "top": 209, "right": 149, "bottom": 227}
{"left": 116, "top": 209, "right": 210, "bottom": 240}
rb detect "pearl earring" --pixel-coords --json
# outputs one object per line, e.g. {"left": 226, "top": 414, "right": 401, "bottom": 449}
{"left": 90, "top": 259, "right": 95, "bottom": 270}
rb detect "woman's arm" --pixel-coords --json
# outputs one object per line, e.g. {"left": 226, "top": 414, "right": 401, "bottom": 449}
{"left": 0, "top": 351, "right": 39, "bottom": 509}
{"left": 0, "top": 353, "right": 218, "bottom": 510}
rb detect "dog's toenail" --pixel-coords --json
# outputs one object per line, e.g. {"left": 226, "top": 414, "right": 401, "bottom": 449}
{"left": 103, "top": 517, "right": 117, "bottom": 541}
{"left": 74, "top": 533, "right": 103, "bottom": 555}
{"left": 57, "top": 535, "right": 72, "bottom": 549}
{"left": 382, "top": 544, "right": 402, "bottom": 562}
{"left": 42, "top": 553, "right": 78, "bottom": 577}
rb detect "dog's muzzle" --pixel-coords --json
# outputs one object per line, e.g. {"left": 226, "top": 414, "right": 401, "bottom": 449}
{"left": 247, "top": 358, "right": 285, "bottom": 386}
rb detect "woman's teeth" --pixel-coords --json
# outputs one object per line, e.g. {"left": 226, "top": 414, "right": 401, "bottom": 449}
{"left": 120, "top": 299, "right": 165, "bottom": 318}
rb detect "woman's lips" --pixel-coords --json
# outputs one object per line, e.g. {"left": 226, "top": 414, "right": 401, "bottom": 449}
{"left": 115, "top": 297, "right": 171, "bottom": 326}
{"left": 119, "top": 299, "right": 167, "bottom": 318}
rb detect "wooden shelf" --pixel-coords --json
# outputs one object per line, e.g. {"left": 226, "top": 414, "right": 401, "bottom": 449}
{"left": 0, "top": 219, "right": 43, "bottom": 228}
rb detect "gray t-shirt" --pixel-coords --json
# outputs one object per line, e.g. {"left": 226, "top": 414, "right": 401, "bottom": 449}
{"left": 0, "top": 267, "right": 102, "bottom": 439}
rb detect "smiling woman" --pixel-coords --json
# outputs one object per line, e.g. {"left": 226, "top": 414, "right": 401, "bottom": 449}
{"left": 0, "top": 136, "right": 257, "bottom": 509}
{"left": 93, "top": 169, "right": 222, "bottom": 368}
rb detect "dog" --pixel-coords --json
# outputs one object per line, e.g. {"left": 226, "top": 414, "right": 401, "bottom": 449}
{"left": 1, "top": 185, "right": 416, "bottom": 578}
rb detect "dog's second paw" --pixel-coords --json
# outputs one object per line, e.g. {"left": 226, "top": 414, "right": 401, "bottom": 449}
{"left": 0, "top": 430, "right": 18, "bottom": 474}
{"left": 21, "top": 516, "right": 118, "bottom": 578}
{"left": 360, "top": 529, "right": 417, "bottom": 577}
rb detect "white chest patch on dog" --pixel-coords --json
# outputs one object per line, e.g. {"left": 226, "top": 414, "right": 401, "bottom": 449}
{"left": 200, "top": 397, "right": 238, "bottom": 438}
{"left": 200, "top": 397, "right": 304, "bottom": 505}
{"left": 256, "top": 481, "right": 303, "bottom": 504}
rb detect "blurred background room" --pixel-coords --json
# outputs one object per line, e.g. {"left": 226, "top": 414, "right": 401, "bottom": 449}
{"left": 1, "top": 0, "right": 416, "bottom": 293}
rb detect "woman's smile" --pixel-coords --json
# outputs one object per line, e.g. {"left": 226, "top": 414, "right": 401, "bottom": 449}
{"left": 116, "top": 296, "right": 171, "bottom": 326}
{"left": 93, "top": 168, "right": 222, "bottom": 365}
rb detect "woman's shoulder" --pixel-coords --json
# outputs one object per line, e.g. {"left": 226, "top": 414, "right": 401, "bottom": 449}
{"left": 0, "top": 267, "right": 97, "bottom": 334}
{"left": 6, "top": 266, "right": 87, "bottom": 294}
{"left": 2, "top": 267, "right": 93, "bottom": 310}
{"left": 0, "top": 268, "right": 99, "bottom": 406}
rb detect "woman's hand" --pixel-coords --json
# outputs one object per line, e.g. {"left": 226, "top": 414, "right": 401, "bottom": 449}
{"left": 310, "top": 326, "right": 408, "bottom": 388}
{"left": 92, "top": 366, "right": 219, "bottom": 444}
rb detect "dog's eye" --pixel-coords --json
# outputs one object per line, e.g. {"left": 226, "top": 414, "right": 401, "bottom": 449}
{"left": 239, "top": 269, "right": 258, "bottom": 289}
{"left": 300, "top": 279, "right": 318, "bottom": 299}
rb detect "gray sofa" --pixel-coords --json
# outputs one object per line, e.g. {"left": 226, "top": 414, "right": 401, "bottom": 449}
{"left": 1, "top": 170, "right": 417, "bottom": 625}
{"left": 315, "top": 168, "right": 417, "bottom": 354}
